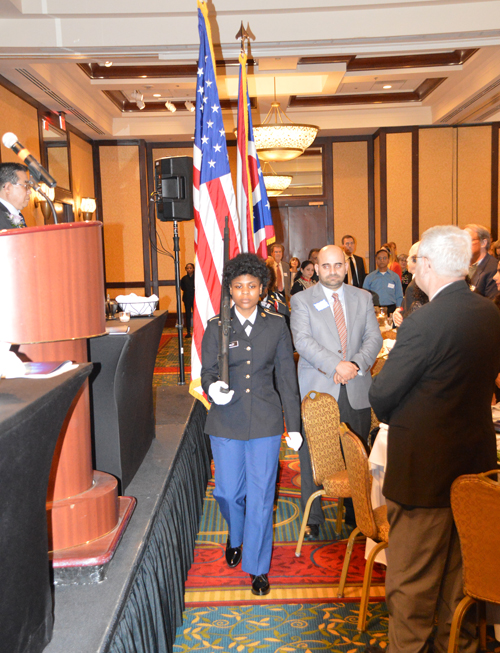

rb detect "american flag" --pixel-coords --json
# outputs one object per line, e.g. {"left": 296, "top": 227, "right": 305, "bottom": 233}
{"left": 237, "top": 51, "right": 275, "bottom": 256}
{"left": 190, "top": 0, "right": 241, "bottom": 405}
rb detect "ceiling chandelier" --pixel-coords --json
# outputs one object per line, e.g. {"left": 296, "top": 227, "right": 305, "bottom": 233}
{"left": 253, "top": 80, "right": 319, "bottom": 162}
{"left": 262, "top": 163, "right": 292, "bottom": 196}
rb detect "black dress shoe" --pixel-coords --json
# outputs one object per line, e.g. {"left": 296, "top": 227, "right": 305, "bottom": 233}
{"left": 250, "top": 574, "right": 270, "bottom": 596}
{"left": 304, "top": 524, "right": 320, "bottom": 540}
{"left": 225, "top": 539, "right": 242, "bottom": 568}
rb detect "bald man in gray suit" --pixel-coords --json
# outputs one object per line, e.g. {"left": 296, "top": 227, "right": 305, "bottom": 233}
{"left": 290, "top": 245, "right": 382, "bottom": 535}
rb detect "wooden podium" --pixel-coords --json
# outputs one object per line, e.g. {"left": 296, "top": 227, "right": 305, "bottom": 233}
{"left": 0, "top": 223, "right": 131, "bottom": 558}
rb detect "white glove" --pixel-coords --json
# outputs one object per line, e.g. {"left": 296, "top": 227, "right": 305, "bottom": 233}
{"left": 285, "top": 431, "right": 303, "bottom": 451}
{"left": 208, "top": 380, "right": 234, "bottom": 405}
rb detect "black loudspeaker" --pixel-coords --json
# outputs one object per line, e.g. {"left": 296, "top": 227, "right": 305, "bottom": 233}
{"left": 154, "top": 155, "right": 194, "bottom": 222}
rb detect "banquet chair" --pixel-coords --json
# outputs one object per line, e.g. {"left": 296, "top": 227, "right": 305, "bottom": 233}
{"left": 339, "top": 424, "right": 389, "bottom": 631}
{"left": 448, "top": 470, "right": 500, "bottom": 653}
{"left": 295, "top": 391, "right": 350, "bottom": 557}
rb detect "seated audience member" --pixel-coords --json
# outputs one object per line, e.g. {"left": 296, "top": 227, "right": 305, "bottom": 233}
{"left": 464, "top": 223, "right": 498, "bottom": 298}
{"left": 291, "top": 260, "right": 315, "bottom": 295}
{"left": 398, "top": 253, "right": 412, "bottom": 294}
{"left": 393, "top": 242, "right": 429, "bottom": 327}
{"left": 363, "top": 247, "right": 403, "bottom": 315}
{"left": 383, "top": 241, "right": 402, "bottom": 280}
{"left": 490, "top": 239, "right": 500, "bottom": 261}
{"left": 308, "top": 248, "right": 320, "bottom": 282}
{"left": 495, "top": 261, "right": 500, "bottom": 401}
{"left": 289, "top": 257, "right": 300, "bottom": 276}
{"left": 342, "top": 234, "right": 367, "bottom": 288}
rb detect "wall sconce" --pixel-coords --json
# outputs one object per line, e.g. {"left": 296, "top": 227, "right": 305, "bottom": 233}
{"left": 79, "top": 197, "right": 97, "bottom": 221}
{"left": 34, "top": 184, "right": 56, "bottom": 221}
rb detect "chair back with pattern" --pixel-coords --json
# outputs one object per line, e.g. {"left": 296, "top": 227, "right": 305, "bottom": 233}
{"left": 301, "top": 391, "right": 343, "bottom": 487}
{"left": 340, "top": 425, "right": 378, "bottom": 540}
{"left": 451, "top": 471, "right": 500, "bottom": 604}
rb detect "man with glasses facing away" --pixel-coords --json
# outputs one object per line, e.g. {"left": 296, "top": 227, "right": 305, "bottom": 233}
{"left": 368, "top": 225, "right": 500, "bottom": 653}
{"left": 0, "top": 163, "right": 31, "bottom": 230}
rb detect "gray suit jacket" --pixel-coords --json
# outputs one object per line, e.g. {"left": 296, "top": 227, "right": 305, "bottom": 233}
{"left": 290, "top": 283, "right": 382, "bottom": 409}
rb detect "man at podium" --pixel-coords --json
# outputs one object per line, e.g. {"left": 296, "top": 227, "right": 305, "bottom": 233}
{"left": 0, "top": 162, "right": 30, "bottom": 230}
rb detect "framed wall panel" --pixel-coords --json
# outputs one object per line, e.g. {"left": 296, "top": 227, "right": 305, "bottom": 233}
{"left": 0, "top": 85, "right": 41, "bottom": 226}
{"left": 386, "top": 131, "right": 413, "bottom": 256}
{"left": 332, "top": 141, "right": 369, "bottom": 268}
{"left": 70, "top": 132, "right": 95, "bottom": 219}
{"left": 99, "top": 145, "right": 145, "bottom": 299}
{"left": 418, "top": 128, "right": 454, "bottom": 234}
{"left": 151, "top": 146, "right": 194, "bottom": 311}
{"left": 457, "top": 125, "right": 491, "bottom": 228}
{"left": 288, "top": 205, "right": 329, "bottom": 264}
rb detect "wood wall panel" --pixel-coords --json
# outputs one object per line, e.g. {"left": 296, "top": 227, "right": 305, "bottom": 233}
{"left": 457, "top": 125, "right": 491, "bottom": 229}
{"left": 386, "top": 132, "right": 413, "bottom": 256}
{"left": 99, "top": 145, "right": 145, "bottom": 300}
{"left": 288, "top": 205, "right": 329, "bottom": 263}
{"left": 419, "top": 128, "right": 454, "bottom": 235}
{"left": 151, "top": 147, "right": 194, "bottom": 311}
{"left": 0, "top": 85, "right": 41, "bottom": 226}
{"left": 70, "top": 133, "right": 95, "bottom": 219}
{"left": 332, "top": 141, "right": 369, "bottom": 267}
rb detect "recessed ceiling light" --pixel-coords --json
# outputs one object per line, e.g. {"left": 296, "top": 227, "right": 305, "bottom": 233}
{"left": 383, "top": 84, "right": 392, "bottom": 89}
{"left": 153, "top": 94, "right": 161, "bottom": 97}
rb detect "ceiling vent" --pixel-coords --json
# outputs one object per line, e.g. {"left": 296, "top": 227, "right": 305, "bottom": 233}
{"left": 16, "top": 69, "right": 105, "bottom": 135}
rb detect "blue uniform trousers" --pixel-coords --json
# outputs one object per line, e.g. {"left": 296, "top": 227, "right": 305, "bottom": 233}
{"left": 209, "top": 434, "right": 282, "bottom": 576}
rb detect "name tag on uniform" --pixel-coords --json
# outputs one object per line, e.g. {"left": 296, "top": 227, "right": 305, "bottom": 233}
{"left": 229, "top": 340, "right": 239, "bottom": 349}
{"left": 387, "top": 283, "right": 395, "bottom": 289}
{"left": 314, "top": 299, "right": 329, "bottom": 311}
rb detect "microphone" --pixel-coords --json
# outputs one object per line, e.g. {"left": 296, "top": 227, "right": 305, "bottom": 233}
{"left": 2, "top": 132, "right": 57, "bottom": 188}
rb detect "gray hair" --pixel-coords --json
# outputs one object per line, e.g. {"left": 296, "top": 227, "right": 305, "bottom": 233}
{"left": 464, "top": 223, "right": 491, "bottom": 250}
{"left": 418, "top": 226, "right": 471, "bottom": 278}
{"left": 0, "top": 162, "right": 29, "bottom": 188}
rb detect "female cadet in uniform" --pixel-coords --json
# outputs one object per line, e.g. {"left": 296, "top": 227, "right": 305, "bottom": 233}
{"left": 201, "top": 253, "right": 302, "bottom": 596}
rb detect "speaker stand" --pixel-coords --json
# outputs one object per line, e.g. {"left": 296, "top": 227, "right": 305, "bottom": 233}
{"left": 173, "top": 219, "right": 185, "bottom": 385}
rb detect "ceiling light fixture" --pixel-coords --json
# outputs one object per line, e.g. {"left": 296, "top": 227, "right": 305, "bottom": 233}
{"left": 251, "top": 79, "right": 319, "bottom": 162}
{"left": 184, "top": 101, "right": 195, "bottom": 112}
{"left": 131, "top": 89, "right": 146, "bottom": 109}
{"left": 383, "top": 84, "right": 392, "bottom": 89}
{"left": 153, "top": 93, "right": 161, "bottom": 98}
{"left": 165, "top": 101, "right": 176, "bottom": 113}
{"left": 262, "top": 162, "right": 292, "bottom": 196}
{"left": 104, "top": 61, "right": 113, "bottom": 67}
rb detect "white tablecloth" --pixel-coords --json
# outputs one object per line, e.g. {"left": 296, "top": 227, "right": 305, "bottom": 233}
{"left": 365, "top": 424, "right": 388, "bottom": 565}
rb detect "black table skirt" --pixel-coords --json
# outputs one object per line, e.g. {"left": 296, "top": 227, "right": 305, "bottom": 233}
{"left": 107, "top": 399, "right": 209, "bottom": 653}
{"left": 0, "top": 365, "right": 92, "bottom": 653}
{"left": 89, "top": 311, "right": 168, "bottom": 492}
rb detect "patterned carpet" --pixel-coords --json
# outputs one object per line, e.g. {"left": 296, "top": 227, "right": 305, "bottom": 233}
{"left": 152, "top": 332, "right": 500, "bottom": 652}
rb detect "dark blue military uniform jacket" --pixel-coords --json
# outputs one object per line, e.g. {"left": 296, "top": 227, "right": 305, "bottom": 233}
{"left": 201, "top": 305, "right": 301, "bottom": 440}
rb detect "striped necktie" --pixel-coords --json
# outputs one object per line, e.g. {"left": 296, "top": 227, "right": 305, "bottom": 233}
{"left": 332, "top": 293, "right": 347, "bottom": 360}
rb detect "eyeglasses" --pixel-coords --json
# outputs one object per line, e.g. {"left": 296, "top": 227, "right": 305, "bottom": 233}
{"left": 409, "top": 256, "right": 417, "bottom": 263}
{"left": 12, "top": 182, "right": 33, "bottom": 191}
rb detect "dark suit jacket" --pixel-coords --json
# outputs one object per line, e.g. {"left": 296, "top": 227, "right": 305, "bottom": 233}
{"left": 0, "top": 201, "right": 16, "bottom": 230}
{"left": 370, "top": 280, "right": 500, "bottom": 508}
{"left": 344, "top": 254, "right": 367, "bottom": 288}
{"left": 471, "top": 252, "right": 498, "bottom": 299}
{"left": 201, "top": 305, "right": 300, "bottom": 440}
